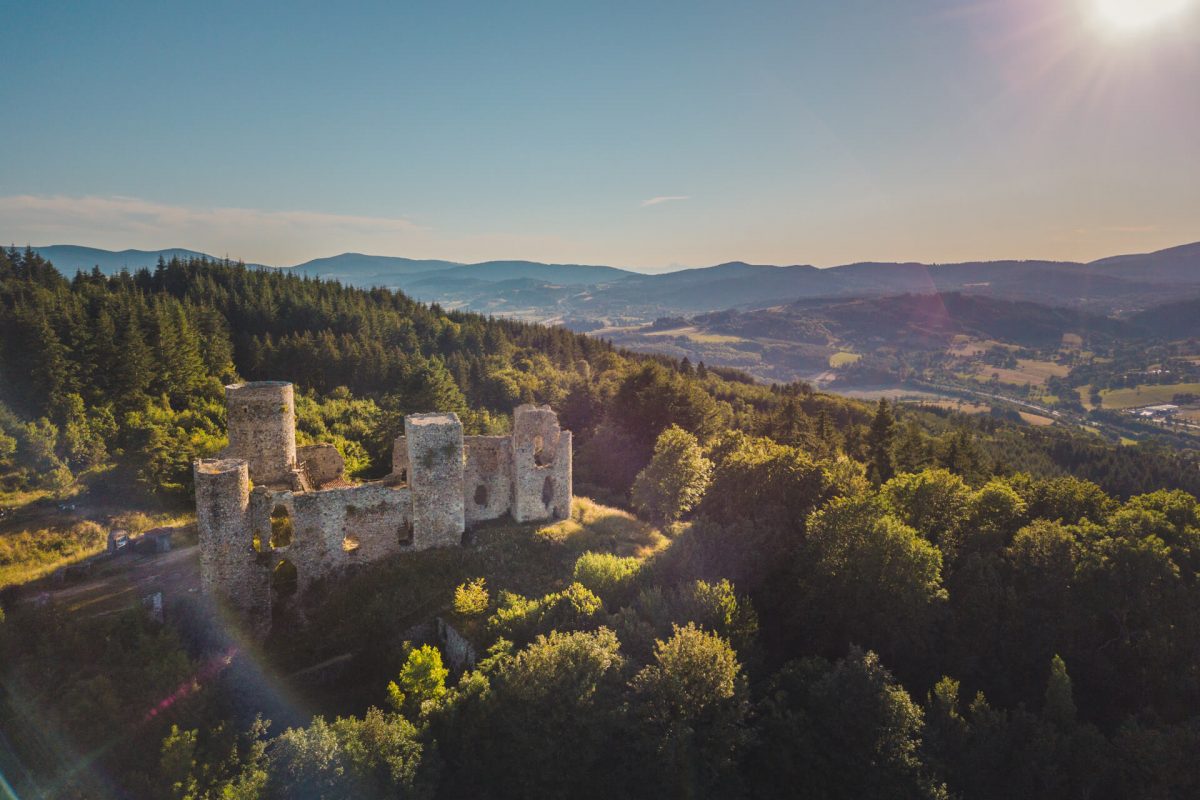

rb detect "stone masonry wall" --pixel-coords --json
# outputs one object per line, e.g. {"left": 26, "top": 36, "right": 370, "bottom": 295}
{"left": 405, "top": 413, "right": 466, "bottom": 548}
{"left": 194, "top": 458, "right": 270, "bottom": 628}
{"left": 511, "top": 405, "right": 572, "bottom": 523}
{"left": 297, "top": 443, "right": 345, "bottom": 487}
{"left": 464, "top": 436, "right": 513, "bottom": 524}
{"left": 224, "top": 382, "right": 298, "bottom": 486}
{"left": 195, "top": 382, "right": 572, "bottom": 633}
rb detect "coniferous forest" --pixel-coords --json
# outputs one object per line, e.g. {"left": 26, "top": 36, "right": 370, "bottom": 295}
{"left": 3, "top": 247, "right": 1200, "bottom": 798}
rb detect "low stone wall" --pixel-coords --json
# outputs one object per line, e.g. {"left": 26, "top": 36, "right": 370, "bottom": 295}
{"left": 297, "top": 443, "right": 345, "bottom": 487}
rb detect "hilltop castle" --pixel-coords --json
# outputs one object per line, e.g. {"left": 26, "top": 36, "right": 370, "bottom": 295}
{"left": 193, "top": 381, "right": 572, "bottom": 631}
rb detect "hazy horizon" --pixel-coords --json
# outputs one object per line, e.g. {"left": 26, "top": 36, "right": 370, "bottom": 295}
{"left": 12, "top": 236, "right": 1200, "bottom": 276}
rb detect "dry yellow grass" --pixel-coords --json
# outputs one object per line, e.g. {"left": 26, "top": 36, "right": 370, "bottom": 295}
{"left": 536, "top": 497, "right": 668, "bottom": 558}
{"left": 829, "top": 351, "right": 862, "bottom": 368}
{"left": 1019, "top": 412, "right": 1055, "bottom": 427}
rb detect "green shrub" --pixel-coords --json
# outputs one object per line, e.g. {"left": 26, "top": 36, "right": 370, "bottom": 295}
{"left": 454, "top": 577, "right": 489, "bottom": 615}
{"left": 573, "top": 551, "right": 641, "bottom": 595}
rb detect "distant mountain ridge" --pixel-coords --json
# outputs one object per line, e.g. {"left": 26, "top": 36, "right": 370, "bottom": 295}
{"left": 28, "top": 245, "right": 269, "bottom": 275}
{"left": 25, "top": 240, "right": 1200, "bottom": 317}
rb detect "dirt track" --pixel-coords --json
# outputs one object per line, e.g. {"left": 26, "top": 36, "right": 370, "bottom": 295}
{"left": 39, "top": 543, "right": 201, "bottom": 618}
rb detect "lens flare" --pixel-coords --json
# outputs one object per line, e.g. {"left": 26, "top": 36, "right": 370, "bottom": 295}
{"left": 1091, "top": 0, "right": 1194, "bottom": 33}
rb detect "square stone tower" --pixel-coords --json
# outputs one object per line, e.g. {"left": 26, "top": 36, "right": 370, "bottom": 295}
{"left": 405, "top": 412, "right": 466, "bottom": 547}
{"left": 512, "top": 405, "right": 572, "bottom": 522}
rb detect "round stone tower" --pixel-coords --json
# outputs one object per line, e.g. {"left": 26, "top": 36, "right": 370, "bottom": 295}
{"left": 194, "top": 457, "right": 269, "bottom": 628}
{"left": 225, "top": 381, "right": 297, "bottom": 486}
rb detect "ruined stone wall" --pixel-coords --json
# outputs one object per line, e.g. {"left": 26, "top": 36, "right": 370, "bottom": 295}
{"left": 297, "top": 443, "right": 345, "bottom": 487}
{"left": 224, "top": 382, "right": 298, "bottom": 486}
{"left": 511, "top": 405, "right": 573, "bottom": 523}
{"left": 198, "top": 385, "right": 574, "bottom": 633}
{"left": 391, "top": 436, "right": 409, "bottom": 482}
{"left": 405, "top": 413, "right": 466, "bottom": 547}
{"left": 195, "top": 458, "right": 270, "bottom": 627}
{"left": 463, "top": 436, "right": 513, "bottom": 524}
{"left": 260, "top": 483, "right": 413, "bottom": 597}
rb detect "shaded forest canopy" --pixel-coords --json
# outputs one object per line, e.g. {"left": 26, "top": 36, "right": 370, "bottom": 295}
{"left": 3, "top": 247, "right": 1200, "bottom": 799}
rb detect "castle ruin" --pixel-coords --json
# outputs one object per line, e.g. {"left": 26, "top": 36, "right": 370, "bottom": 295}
{"left": 194, "top": 381, "right": 572, "bottom": 631}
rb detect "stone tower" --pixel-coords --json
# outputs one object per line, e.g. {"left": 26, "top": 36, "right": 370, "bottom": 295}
{"left": 194, "top": 458, "right": 269, "bottom": 625}
{"left": 512, "top": 404, "right": 572, "bottom": 522}
{"left": 224, "top": 381, "right": 297, "bottom": 486}
{"left": 405, "top": 413, "right": 466, "bottom": 547}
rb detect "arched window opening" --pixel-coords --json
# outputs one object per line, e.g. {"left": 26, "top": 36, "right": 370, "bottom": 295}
{"left": 398, "top": 519, "right": 414, "bottom": 546}
{"left": 272, "top": 559, "right": 298, "bottom": 599}
{"left": 270, "top": 505, "right": 293, "bottom": 548}
{"left": 343, "top": 531, "right": 360, "bottom": 552}
{"left": 542, "top": 476, "right": 555, "bottom": 508}
{"left": 474, "top": 484, "right": 489, "bottom": 507}
{"left": 251, "top": 530, "right": 264, "bottom": 553}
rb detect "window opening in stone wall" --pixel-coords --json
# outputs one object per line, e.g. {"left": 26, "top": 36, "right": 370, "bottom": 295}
{"left": 474, "top": 484, "right": 489, "bottom": 507}
{"left": 270, "top": 505, "right": 293, "bottom": 548}
{"left": 273, "top": 559, "right": 298, "bottom": 598}
{"left": 533, "top": 434, "right": 548, "bottom": 466}
{"left": 343, "top": 531, "right": 360, "bottom": 552}
{"left": 398, "top": 519, "right": 414, "bottom": 546}
{"left": 251, "top": 530, "right": 264, "bottom": 553}
{"left": 542, "top": 476, "right": 555, "bottom": 508}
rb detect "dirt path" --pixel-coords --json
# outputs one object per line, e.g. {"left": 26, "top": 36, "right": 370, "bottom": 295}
{"left": 38, "top": 543, "right": 201, "bottom": 618}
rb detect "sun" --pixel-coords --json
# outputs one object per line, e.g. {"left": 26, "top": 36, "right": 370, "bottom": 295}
{"left": 1091, "top": 0, "right": 1195, "bottom": 34}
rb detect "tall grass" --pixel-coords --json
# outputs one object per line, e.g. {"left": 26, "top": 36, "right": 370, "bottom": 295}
{"left": 0, "top": 521, "right": 107, "bottom": 588}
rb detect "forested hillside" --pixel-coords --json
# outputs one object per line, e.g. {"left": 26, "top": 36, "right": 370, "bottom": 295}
{"left": 3, "top": 246, "right": 1200, "bottom": 798}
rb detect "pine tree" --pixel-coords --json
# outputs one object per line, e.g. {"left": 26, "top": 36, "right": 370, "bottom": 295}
{"left": 866, "top": 398, "right": 897, "bottom": 484}
{"left": 113, "top": 311, "right": 153, "bottom": 409}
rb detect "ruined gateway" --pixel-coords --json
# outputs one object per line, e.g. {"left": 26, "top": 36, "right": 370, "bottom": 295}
{"left": 194, "top": 381, "right": 572, "bottom": 631}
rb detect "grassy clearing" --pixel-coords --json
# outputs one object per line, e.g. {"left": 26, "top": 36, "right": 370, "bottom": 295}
{"left": 0, "top": 509, "right": 193, "bottom": 589}
{"left": 911, "top": 399, "right": 990, "bottom": 415}
{"left": 1100, "top": 382, "right": 1200, "bottom": 410}
{"left": 535, "top": 497, "right": 668, "bottom": 558}
{"left": 0, "top": 488, "right": 56, "bottom": 510}
{"left": 829, "top": 351, "right": 861, "bottom": 368}
{"left": 640, "top": 326, "right": 745, "bottom": 344}
{"left": 1019, "top": 411, "right": 1055, "bottom": 427}
{"left": 0, "top": 521, "right": 107, "bottom": 588}
{"left": 971, "top": 359, "right": 1069, "bottom": 387}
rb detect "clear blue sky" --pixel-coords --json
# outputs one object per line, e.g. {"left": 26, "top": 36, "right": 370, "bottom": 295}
{"left": 2, "top": 0, "right": 1198, "bottom": 269}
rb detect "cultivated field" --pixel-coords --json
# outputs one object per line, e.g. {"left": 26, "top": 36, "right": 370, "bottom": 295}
{"left": 971, "top": 358, "right": 1069, "bottom": 387}
{"left": 1100, "top": 382, "right": 1200, "bottom": 410}
{"left": 829, "top": 351, "right": 862, "bottom": 368}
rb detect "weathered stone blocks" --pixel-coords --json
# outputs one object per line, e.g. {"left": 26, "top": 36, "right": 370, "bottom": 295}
{"left": 195, "top": 382, "right": 572, "bottom": 633}
{"left": 224, "top": 382, "right": 298, "bottom": 486}
{"left": 405, "top": 413, "right": 466, "bottom": 548}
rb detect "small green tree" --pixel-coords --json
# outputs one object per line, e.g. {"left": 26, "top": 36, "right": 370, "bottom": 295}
{"left": 631, "top": 425, "right": 712, "bottom": 524}
{"left": 387, "top": 644, "right": 449, "bottom": 714}
{"left": 454, "top": 578, "right": 489, "bottom": 616}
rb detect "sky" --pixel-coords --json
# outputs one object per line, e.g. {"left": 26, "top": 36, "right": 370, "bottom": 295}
{"left": 2, "top": 0, "right": 1199, "bottom": 271}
